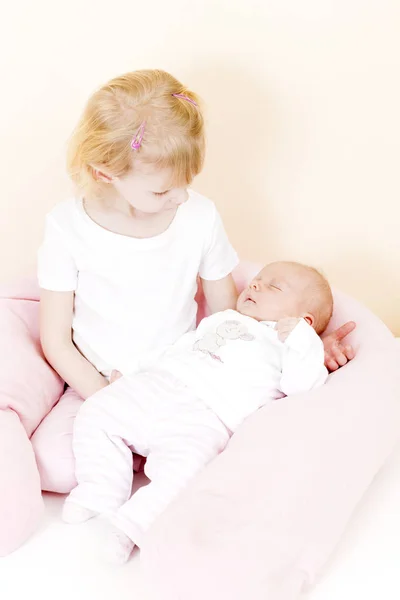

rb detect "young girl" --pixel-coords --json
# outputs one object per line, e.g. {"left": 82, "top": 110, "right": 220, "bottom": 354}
{"left": 31, "top": 69, "right": 355, "bottom": 494}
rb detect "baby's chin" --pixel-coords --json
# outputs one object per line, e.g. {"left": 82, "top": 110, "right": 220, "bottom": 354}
{"left": 236, "top": 300, "right": 264, "bottom": 321}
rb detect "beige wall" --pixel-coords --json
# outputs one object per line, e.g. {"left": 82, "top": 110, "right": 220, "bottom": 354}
{"left": 1, "top": 1, "right": 399, "bottom": 333}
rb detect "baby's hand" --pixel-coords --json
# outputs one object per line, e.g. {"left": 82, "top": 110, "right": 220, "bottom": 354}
{"left": 110, "top": 370, "right": 123, "bottom": 384}
{"left": 276, "top": 317, "right": 301, "bottom": 343}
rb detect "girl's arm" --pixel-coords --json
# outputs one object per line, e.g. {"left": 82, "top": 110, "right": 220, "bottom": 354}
{"left": 40, "top": 289, "right": 109, "bottom": 400}
{"left": 201, "top": 273, "right": 238, "bottom": 314}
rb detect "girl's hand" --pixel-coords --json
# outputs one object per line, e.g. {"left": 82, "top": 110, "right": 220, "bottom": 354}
{"left": 323, "top": 322, "right": 356, "bottom": 372}
{"left": 276, "top": 317, "right": 301, "bottom": 343}
{"left": 110, "top": 370, "right": 123, "bottom": 383}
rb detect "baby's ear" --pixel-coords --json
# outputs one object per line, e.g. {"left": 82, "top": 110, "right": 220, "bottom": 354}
{"left": 303, "top": 313, "right": 315, "bottom": 327}
{"left": 240, "top": 333, "right": 255, "bottom": 341}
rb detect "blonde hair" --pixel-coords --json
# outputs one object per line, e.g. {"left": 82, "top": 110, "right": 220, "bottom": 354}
{"left": 298, "top": 264, "right": 333, "bottom": 335}
{"left": 275, "top": 262, "right": 333, "bottom": 334}
{"left": 67, "top": 69, "right": 205, "bottom": 199}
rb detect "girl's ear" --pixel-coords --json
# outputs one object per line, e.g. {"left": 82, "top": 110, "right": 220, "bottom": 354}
{"left": 91, "top": 165, "right": 114, "bottom": 183}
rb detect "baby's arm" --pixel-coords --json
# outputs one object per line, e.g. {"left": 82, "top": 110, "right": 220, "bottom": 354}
{"left": 40, "top": 289, "right": 109, "bottom": 399}
{"left": 201, "top": 274, "right": 238, "bottom": 314}
{"left": 278, "top": 319, "right": 328, "bottom": 397}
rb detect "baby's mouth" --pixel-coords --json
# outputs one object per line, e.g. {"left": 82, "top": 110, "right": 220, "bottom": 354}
{"left": 245, "top": 295, "right": 256, "bottom": 304}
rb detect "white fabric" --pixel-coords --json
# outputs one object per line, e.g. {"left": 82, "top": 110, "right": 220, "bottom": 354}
{"left": 69, "top": 371, "right": 230, "bottom": 546}
{"left": 37, "top": 190, "right": 238, "bottom": 376}
{"left": 159, "top": 310, "right": 328, "bottom": 431}
{"left": 68, "top": 314, "right": 327, "bottom": 544}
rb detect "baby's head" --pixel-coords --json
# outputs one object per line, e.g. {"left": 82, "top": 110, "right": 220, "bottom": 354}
{"left": 67, "top": 69, "right": 205, "bottom": 213}
{"left": 237, "top": 262, "right": 333, "bottom": 334}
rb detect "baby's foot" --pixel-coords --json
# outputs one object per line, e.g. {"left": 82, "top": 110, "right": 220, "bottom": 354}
{"left": 62, "top": 501, "right": 98, "bottom": 524}
{"left": 102, "top": 525, "right": 135, "bottom": 564}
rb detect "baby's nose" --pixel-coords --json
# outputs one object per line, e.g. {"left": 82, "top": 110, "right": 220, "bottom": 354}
{"left": 250, "top": 281, "right": 259, "bottom": 291}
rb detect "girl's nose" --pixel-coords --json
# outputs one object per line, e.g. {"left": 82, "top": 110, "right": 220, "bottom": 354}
{"left": 250, "top": 281, "right": 259, "bottom": 291}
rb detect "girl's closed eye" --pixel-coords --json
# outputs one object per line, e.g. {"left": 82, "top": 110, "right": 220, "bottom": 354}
{"left": 153, "top": 190, "right": 169, "bottom": 197}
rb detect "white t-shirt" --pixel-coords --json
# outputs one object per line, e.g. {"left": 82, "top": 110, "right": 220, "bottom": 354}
{"left": 160, "top": 310, "right": 328, "bottom": 431}
{"left": 37, "top": 190, "right": 239, "bottom": 376}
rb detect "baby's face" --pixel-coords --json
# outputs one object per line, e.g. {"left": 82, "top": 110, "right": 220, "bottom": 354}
{"left": 237, "top": 262, "right": 314, "bottom": 323}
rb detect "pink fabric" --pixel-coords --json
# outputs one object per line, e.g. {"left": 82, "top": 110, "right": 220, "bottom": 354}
{"left": 31, "top": 386, "right": 143, "bottom": 494}
{"left": 1, "top": 263, "right": 399, "bottom": 587}
{"left": 141, "top": 268, "right": 400, "bottom": 600}
{"left": 0, "top": 273, "right": 164, "bottom": 553}
{"left": 0, "top": 279, "right": 64, "bottom": 556}
{"left": 31, "top": 390, "right": 144, "bottom": 493}
{"left": 31, "top": 387, "right": 84, "bottom": 493}
{"left": 0, "top": 410, "right": 44, "bottom": 557}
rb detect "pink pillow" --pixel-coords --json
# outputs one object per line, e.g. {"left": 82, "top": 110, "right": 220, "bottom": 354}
{"left": 141, "top": 267, "right": 400, "bottom": 600}
{"left": 0, "top": 280, "right": 64, "bottom": 556}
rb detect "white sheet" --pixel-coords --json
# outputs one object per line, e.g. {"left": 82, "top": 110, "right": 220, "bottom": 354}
{"left": 1, "top": 445, "right": 400, "bottom": 600}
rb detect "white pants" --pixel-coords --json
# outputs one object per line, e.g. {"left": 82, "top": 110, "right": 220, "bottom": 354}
{"left": 68, "top": 370, "right": 230, "bottom": 546}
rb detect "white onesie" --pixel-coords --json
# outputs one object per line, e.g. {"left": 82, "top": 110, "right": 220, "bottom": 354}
{"left": 160, "top": 309, "right": 328, "bottom": 431}
{"left": 67, "top": 312, "right": 328, "bottom": 547}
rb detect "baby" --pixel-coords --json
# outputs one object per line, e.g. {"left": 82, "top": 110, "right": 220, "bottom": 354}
{"left": 63, "top": 261, "right": 333, "bottom": 562}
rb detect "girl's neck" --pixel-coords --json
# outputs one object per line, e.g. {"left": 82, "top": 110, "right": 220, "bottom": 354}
{"left": 83, "top": 195, "right": 178, "bottom": 239}
{"left": 90, "top": 193, "right": 142, "bottom": 218}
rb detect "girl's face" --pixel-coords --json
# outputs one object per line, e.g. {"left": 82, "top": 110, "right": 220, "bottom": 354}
{"left": 110, "top": 163, "right": 189, "bottom": 214}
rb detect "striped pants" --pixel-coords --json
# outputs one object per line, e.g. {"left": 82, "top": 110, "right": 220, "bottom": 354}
{"left": 67, "top": 370, "right": 230, "bottom": 546}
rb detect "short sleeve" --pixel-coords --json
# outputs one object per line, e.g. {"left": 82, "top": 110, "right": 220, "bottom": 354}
{"left": 199, "top": 205, "right": 239, "bottom": 281}
{"left": 37, "top": 216, "right": 78, "bottom": 291}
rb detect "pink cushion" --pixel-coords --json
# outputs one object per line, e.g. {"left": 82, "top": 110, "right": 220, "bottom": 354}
{"left": 0, "top": 279, "right": 64, "bottom": 556}
{"left": 141, "top": 264, "right": 400, "bottom": 600}
{"left": 0, "top": 410, "right": 44, "bottom": 556}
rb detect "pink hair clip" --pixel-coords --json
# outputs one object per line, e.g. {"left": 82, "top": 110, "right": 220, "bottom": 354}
{"left": 131, "top": 121, "right": 146, "bottom": 150}
{"left": 172, "top": 93, "right": 198, "bottom": 107}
